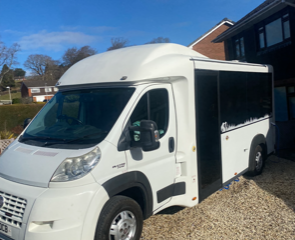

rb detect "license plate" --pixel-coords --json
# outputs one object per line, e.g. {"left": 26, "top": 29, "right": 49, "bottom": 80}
{"left": 0, "top": 222, "right": 11, "bottom": 237}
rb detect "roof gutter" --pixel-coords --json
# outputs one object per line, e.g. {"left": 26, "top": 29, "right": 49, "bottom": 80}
{"left": 213, "top": 0, "right": 282, "bottom": 43}
{"left": 282, "top": 0, "right": 295, "bottom": 7}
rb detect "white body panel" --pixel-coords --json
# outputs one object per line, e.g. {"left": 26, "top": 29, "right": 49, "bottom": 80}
{"left": 221, "top": 118, "right": 274, "bottom": 183}
{"left": 124, "top": 84, "right": 177, "bottom": 211}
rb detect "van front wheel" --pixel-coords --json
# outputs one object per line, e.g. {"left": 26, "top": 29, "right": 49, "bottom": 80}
{"left": 95, "top": 195, "right": 143, "bottom": 240}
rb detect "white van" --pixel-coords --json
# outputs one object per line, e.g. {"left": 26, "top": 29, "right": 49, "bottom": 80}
{"left": 0, "top": 44, "right": 274, "bottom": 240}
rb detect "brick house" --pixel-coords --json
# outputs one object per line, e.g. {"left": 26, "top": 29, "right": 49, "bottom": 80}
{"left": 21, "top": 80, "right": 58, "bottom": 102}
{"left": 213, "top": 0, "right": 295, "bottom": 148}
{"left": 188, "top": 18, "right": 235, "bottom": 60}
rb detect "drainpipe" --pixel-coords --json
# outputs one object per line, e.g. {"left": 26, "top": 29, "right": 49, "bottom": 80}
{"left": 282, "top": 0, "right": 295, "bottom": 7}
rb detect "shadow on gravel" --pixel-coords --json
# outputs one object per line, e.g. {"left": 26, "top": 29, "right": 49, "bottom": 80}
{"left": 156, "top": 206, "right": 185, "bottom": 215}
{"left": 248, "top": 154, "right": 295, "bottom": 212}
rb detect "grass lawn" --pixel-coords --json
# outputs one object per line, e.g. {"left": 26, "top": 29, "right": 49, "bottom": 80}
{"left": 0, "top": 92, "right": 21, "bottom": 100}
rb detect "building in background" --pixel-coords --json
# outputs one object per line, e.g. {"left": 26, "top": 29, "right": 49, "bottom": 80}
{"left": 21, "top": 80, "right": 58, "bottom": 102}
{"left": 213, "top": 0, "right": 295, "bottom": 148}
{"left": 188, "top": 18, "right": 235, "bottom": 60}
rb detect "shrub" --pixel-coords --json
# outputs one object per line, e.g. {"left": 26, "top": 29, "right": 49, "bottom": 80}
{"left": 12, "top": 98, "right": 21, "bottom": 104}
{"left": 0, "top": 121, "right": 16, "bottom": 139}
{"left": 0, "top": 131, "right": 15, "bottom": 140}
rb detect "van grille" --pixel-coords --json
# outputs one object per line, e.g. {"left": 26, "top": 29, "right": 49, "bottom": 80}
{"left": 0, "top": 191, "right": 27, "bottom": 228}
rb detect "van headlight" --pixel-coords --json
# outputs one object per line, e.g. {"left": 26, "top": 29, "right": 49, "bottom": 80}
{"left": 50, "top": 147, "right": 101, "bottom": 182}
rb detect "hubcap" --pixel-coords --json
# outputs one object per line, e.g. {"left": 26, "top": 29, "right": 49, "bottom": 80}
{"left": 109, "top": 210, "right": 136, "bottom": 240}
{"left": 255, "top": 151, "right": 263, "bottom": 171}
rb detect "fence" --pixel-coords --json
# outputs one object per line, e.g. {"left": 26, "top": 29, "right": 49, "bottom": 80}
{"left": 0, "top": 100, "right": 12, "bottom": 105}
{"left": 0, "top": 139, "right": 14, "bottom": 154}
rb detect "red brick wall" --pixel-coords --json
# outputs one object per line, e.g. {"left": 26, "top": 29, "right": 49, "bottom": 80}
{"left": 192, "top": 24, "right": 231, "bottom": 60}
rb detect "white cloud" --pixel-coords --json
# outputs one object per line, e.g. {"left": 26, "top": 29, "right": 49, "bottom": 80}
{"left": 87, "top": 26, "right": 116, "bottom": 33}
{"left": 60, "top": 25, "right": 116, "bottom": 33}
{"left": 19, "top": 30, "right": 100, "bottom": 51}
{"left": 4, "top": 29, "right": 28, "bottom": 35}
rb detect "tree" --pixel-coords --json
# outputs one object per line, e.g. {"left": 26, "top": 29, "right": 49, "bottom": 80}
{"left": 24, "top": 54, "right": 59, "bottom": 80}
{"left": 107, "top": 38, "right": 129, "bottom": 51}
{"left": 0, "top": 65, "right": 15, "bottom": 90}
{"left": 14, "top": 68, "right": 26, "bottom": 78}
{"left": 62, "top": 46, "right": 97, "bottom": 68}
{"left": 145, "top": 37, "right": 170, "bottom": 44}
{"left": 0, "top": 42, "right": 20, "bottom": 85}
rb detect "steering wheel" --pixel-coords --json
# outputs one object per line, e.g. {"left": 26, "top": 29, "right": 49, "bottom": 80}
{"left": 57, "top": 115, "right": 83, "bottom": 125}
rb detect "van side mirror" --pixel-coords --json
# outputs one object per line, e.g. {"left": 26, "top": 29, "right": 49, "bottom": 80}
{"left": 23, "top": 118, "right": 32, "bottom": 129}
{"left": 129, "top": 120, "right": 160, "bottom": 151}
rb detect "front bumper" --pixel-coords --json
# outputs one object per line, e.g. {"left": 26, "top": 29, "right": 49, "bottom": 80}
{"left": 0, "top": 177, "right": 108, "bottom": 240}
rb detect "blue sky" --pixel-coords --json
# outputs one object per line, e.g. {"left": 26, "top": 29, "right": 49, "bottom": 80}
{"left": 1, "top": 0, "right": 264, "bottom": 72}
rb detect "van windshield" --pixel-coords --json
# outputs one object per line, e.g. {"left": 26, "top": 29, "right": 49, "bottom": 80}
{"left": 20, "top": 87, "right": 135, "bottom": 149}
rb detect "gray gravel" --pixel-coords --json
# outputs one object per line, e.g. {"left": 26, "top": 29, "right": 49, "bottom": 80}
{"left": 141, "top": 155, "right": 295, "bottom": 239}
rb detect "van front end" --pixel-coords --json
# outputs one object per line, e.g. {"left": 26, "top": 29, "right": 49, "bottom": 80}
{"left": 0, "top": 174, "right": 109, "bottom": 240}
{"left": 0, "top": 86, "right": 136, "bottom": 240}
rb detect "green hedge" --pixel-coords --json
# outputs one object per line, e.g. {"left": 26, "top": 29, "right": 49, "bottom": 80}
{"left": 0, "top": 104, "right": 45, "bottom": 133}
{"left": 12, "top": 98, "right": 21, "bottom": 104}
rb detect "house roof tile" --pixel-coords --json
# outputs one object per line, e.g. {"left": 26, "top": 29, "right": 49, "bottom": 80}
{"left": 23, "top": 80, "right": 58, "bottom": 88}
{"left": 187, "top": 18, "right": 235, "bottom": 47}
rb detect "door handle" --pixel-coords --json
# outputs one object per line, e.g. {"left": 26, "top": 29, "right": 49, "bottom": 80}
{"left": 169, "top": 137, "right": 175, "bottom": 153}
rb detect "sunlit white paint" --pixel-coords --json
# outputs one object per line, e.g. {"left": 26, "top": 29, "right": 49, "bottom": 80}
{"left": 221, "top": 114, "right": 271, "bottom": 132}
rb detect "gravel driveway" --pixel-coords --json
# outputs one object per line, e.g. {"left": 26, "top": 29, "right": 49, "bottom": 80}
{"left": 141, "top": 155, "right": 295, "bottom": 239}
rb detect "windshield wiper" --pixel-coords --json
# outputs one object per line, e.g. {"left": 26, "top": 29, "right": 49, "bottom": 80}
{"left": 64, "top": 131, "right": 108, "bottom": 144}
{"left": 20, "top": 135, "right": 66, "bottom": 142}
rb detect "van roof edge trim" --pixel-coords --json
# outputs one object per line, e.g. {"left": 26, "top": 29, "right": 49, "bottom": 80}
{"left": 191, "top": 57, "right": 269, "bottom": 67}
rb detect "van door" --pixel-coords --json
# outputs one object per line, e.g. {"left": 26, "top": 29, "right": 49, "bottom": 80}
{"left": 125, "top": 84, "right": 177, "bottom": 211}
{"left": 195, "top": 70, "right": 222, "bottom": 202}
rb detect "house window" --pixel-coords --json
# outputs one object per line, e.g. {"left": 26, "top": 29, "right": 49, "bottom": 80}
{"left": 234, "top": 37, "right": 245, "bottom": 59}
{"left": 54, "top": 87, "right": 58, "bottom": 92}
{"left": 45, "top": 87, "right": 52, "bottom": 92}
{"left": 259, "top": 27, "right": 265, "bottom": 48}
{"left": 257, "top": 13, "right": 290, "bottom": 49}
{"left": 31, "top": 88, "right": 40, "bottom": 93}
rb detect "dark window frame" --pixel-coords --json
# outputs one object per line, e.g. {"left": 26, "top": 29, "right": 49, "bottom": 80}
{"left": 256, "top": 9, "right": 291, "bottom": 50}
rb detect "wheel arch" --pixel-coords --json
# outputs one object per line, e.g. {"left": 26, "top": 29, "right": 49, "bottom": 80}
{"left": 248, "top": 134, "right": 267, "bottom": 173}
{"left": 102, "top": 171, "right": 153, "bottom": 219}
{"left": 249, "top": 134, "right": 267, "bottom": 158}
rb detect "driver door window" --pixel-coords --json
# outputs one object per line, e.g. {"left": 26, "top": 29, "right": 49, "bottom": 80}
{"left": 130, "top": 89, "right": 169, "bottom": 141}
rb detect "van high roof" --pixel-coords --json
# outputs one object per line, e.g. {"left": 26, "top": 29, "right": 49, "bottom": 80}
{"left": 58, "top": 43, "right": 208, "bottom": 87}
{"left": 58, "top": 43, "right": 270, "bottom": 87}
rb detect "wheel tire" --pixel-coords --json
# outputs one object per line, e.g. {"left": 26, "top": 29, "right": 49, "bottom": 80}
{"left": 246, "top": 144, "right": 265, "bottom": 176}
{"left": 95, "top": 195, "right": 143, "bottom": 240}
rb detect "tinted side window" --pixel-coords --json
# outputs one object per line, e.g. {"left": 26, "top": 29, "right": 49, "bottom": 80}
{"left": 130, "top": 94, "right": 148, "bottom": 126}
{"left": 220, "top": 71, "right": 272, "bottom": 131}
{"left": 149, "top": 89, "right": 169, "bottom": 137}
{"left": 247, "top": 72, "right": 272, "bottom": 119}
{"left": 130, "top": 89, "right": 169, "bottom": 138}
{"left": 220, "top": 71, "right": 248, "bottom": 126}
